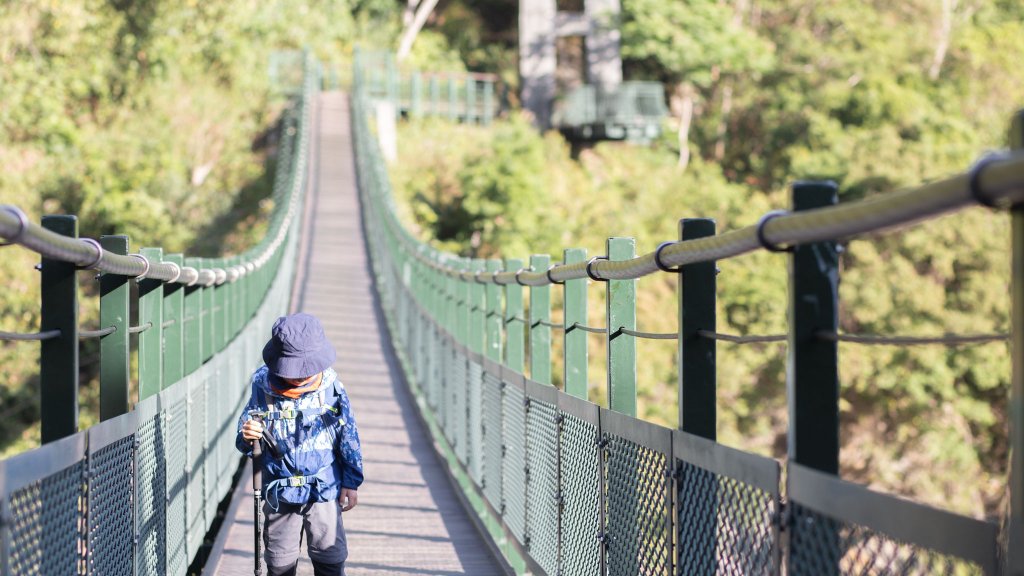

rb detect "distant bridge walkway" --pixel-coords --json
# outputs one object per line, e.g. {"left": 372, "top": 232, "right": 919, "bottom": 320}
{"left": 204, "top": 92, "right": 504, "bottom": 575}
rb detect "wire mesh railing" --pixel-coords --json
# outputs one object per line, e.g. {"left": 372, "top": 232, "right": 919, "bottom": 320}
{"left": 353, "top": 49, "right": 1024, "bottom": 575}
{"left": 0, "top": 52, "right": 317, "bottom": 576}
{"left": 354, "top": 49, "right": 499, "bottom": 124}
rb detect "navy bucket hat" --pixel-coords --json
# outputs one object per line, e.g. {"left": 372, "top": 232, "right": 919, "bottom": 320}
{"left": 262, "top": 313, "right": 337, "bottom": 379}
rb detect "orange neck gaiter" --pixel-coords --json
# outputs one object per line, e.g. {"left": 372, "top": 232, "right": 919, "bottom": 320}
{"left": 271, "top": 372, "right": 323, "bottom": 399}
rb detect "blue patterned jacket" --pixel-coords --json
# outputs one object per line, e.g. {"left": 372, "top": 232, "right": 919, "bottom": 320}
{"left": 235, "top": 366, "right": 363, "bottom": 508}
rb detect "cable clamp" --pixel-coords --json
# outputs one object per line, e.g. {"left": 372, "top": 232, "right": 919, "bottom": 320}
{"left": 514, "top": 267, "right": 529, "bottom": 286}
{"left": 165, "top": 261, "right": 182, "bottom": 284}
{"left": 586, "top": 256, "right": 608, "bottom": 282}
{"left": 968, "top": 152, "right": 1009, "bottom": 209}
{"left": 473, "top": 271, "right": 487, "bottom": 284}
{"left": 756, "top": 210, "right": 792, "bottom": 253}
{"left": 129, "top": 254, "right": 151, "bottom": 280}
{"left": 0, "top": 205, "right": 30, "bottom": 247}
{"left": 492, "top": 270, "right": 503, "bottom": 285}
{"left": 79, "top": 238, "right": 104, "bottom": 270}
{"left": 546, "top": 264, "right": 564, "bottom": 285}
{"left": 654, "top": 241, "right": 681, "bottom": 273}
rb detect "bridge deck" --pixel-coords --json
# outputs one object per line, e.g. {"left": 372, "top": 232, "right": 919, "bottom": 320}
{"left": 205, "top": 92, "right": 504, "bottom": 576}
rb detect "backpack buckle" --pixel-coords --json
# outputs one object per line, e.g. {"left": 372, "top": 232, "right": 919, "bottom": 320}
{"left": 287, "top": 476, "right": 307, "bottom": 487}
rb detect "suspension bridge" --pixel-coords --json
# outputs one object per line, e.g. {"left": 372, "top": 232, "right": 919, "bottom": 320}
{"left": 1, "top": 52, "right": 1023, "bottom": 575}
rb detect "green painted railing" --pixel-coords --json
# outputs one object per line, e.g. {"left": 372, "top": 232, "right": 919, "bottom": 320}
{"left": 354, "top": 50, "right": 1024, "bottom": 576}
{"left": 0, "top": 53, "right": 316, "bottom": 576}
{"left": 355, "top": 50, "right": 499, "bottom": 124}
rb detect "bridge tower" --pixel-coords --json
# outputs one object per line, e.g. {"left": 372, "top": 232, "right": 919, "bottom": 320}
{"left": 519, "top": 0, "right": 623, "bottom": 129}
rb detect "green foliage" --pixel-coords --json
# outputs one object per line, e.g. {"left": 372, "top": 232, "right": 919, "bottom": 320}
{"left": 389, "top": 0, "right": 1022, "bottom": 520}
{"left": 0, "top": 0, "right": 401, "bottom": 455}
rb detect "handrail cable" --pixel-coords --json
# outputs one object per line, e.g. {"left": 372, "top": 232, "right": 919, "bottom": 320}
{"left": 0, "top": 329, "right": 61, "bottom": 341}
{"left": 616, "top": 327, "right": 678, "bottom": 340}
{"left": 387, "top": 152, "right": 1024, "bottom": 286}
{"left": 696, "top": 329, "right": 1010, "bottom": 346}
{"left": 698, "top": 330, "right": 787, "bottom": 344}
{"left": 816, "top": 330, "right": 1009, "bottom": 346}
{"left": 567, "top": 322, "right": 607, "bottom": 334}
{"left": 79, "top": 326, "right": 117, "bottom": 339}
{"left": 0, "top": 99, "right": 307, "bottom": 286}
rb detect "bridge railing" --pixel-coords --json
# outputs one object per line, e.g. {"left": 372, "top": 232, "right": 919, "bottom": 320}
{"left": 353, "top": 54, "right": 1024, "bottom": 575}
{"left": 355, "top": 50, "right": 498, "bottom": 124}
{"left": 0, "top": 54, "right": 317, "bottom": 576}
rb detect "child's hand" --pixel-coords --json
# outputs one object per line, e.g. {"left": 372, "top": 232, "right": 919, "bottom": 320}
{"left": 339, "top": 488, "right": 358, "bottom": 512}
{"left": 241, "top": 419, "right": 264, "bottom": 443}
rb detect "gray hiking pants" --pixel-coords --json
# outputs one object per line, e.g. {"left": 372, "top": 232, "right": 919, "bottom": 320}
{"left": 264, "top": 499, "right": 348, "bottom": 576}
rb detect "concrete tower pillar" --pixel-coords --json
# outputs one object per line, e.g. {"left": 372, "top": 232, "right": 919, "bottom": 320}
{"left": 519, "top": 0, "right": 558, "bottom": 129}
{"left": 585, "top": 0, "right": 622, "bottom": 87}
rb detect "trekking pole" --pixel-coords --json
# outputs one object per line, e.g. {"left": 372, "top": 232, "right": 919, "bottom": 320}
{"left": 252, "top": 419, "right": 265, "bottom": 576}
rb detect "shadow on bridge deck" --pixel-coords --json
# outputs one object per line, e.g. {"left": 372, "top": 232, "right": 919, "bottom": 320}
{"left": 204, "top": 92, "right": 504, "bottom": 576}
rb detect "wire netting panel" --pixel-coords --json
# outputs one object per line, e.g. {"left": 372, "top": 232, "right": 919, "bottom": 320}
{"left": 6, "top": 461, "right": 86, "bottom": 576}
{"left": 187, "top": 381, "right": 207, "bottom": 561}
{"left": 442, "top": 346, "right": 454, "bottom": 442}
{"left": 416, "top": 314, "right": 428, "bottom": 385}
{"left": 502, "top": 384, "right": 527, "bottom": 545}
{"left": 468, "top": 360, "right": 483, "bottom": 485}
{"left": 205, "top": 371, "right": 221, "bottom": 524}
{"left": 559, "top": 412, "right": 602, "bottom": 576}
{"left": 426, "top": 330, "right": 439, "bottom": 409}
{"left": 482, "top": 371, "right": 504, "bottom": 512}
{"left": 436, "top": 344, "right": 449, "bottom": 431}
{"left": 676, "top": 461, "right": 778, "bottom": 575}
{"left": 88, "top": 435, "right": 135, "bottom": 576}
{"left": 453, "top": 354, "right": 468, "bottom": 465}
{"left": 605, "top": 433, "right": 672, "bottom": 576}
{"left": 788, "top": 503, "right": 987, "bottom": 576}
{"left": 136, "top": 412, "right": 166, "bottom": 576}
{"left": 165, "top": 395, "right": 189, "bottom": 575}
{"left": 525, "top": 399, "right": 559, "bottom": 576}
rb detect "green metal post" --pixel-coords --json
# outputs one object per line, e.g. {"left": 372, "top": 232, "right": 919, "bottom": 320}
{"left": 1008, "top": 111, "right": 1024, "bottom": 575}
{"left": 788, "top": 181, "right": 840, "bottom": 473}
{"left": 449, "top": 77, "right": 458, "bottom": 121}
{"left": 216, "top": 259, "right": 228, "bottom": 352}
{"left": 202, "top": 259, "right": 215, "bottom": 363}
{"left": 40, "top": 215, "right": 79, "bottom": 443}
{"left": 529, "top": 255, "right": 552, "bottom": 385}
{"left": 679, "top": 219, "right": 717, "bottom": 438}
{"left": 162, "top": 254, "right": 185, "bottom": 388}
{"left": 563, "top": 248, "right": 588, "bottom": 399}
{"left": 466, "top": 78, "right": 477, "bottom": 123}
{"left": 485, "top": 259, "right": 503, "bottom": 363}
{"left": 430, "top": 75, "right": 440, "bottom": 116}
{"left": 677, "top": 219, "right": 718, "bottom": 575}
{"left": 183, "top": 257, "right": 203, "bottom": 376}
{"left": 457, "top": 260, "right": 470, "bottom": 346}
{"left": 412, "top": 72, "right": 423, "bottom": 117}
{"left": 505, "top": 258, "right": 525, "bottom": 373}
{"left": 606, "top": 238, "right": 637, "bottom": 416}
{"left": 138, "top": 247, "right": 163, "bottom": 401}
{"left": 470, "top": 259, "right": 486, "bottom": 355}
{"left": 482, "top": 80, "right": 494, "bottom": 126}
{"left": 99, "top": 235, "right": 130, "bottom": 420}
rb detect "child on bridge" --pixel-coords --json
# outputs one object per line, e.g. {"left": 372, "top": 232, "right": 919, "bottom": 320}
{"left": 237, "top": 313, "right": 364, "bottom": 576}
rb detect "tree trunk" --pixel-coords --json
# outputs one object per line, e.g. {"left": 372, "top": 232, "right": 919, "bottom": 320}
{"left": 928, "top": 0, "right": 955, "bottom": 80}
{"left": 714, "top": 82, "right": 733, "bottom": 161}
{"left": 397, "top": 0, "right": 440, "bottom": 63}
{"left": 673, "top": 83, "right": 696, "bottom": 170}
{"left": 404, "top": 0, "right": 419, "bottom": 28}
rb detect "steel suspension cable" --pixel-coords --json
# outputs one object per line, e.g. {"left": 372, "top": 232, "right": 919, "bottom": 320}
{"left": 816, "top": 330, "right": 1009, "bottom": 346}
{"left": 378, "top": 152, "right": 1024, "bottom": 286}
